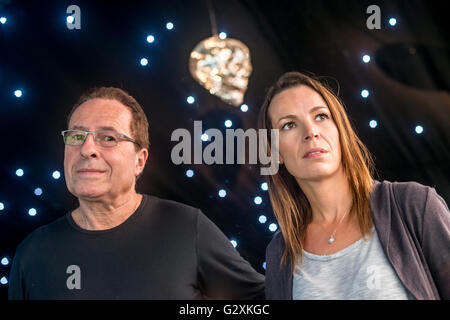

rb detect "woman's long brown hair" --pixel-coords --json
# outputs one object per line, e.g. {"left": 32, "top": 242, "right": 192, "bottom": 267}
{"left": 258, "top": 72, "right": 375, "bottom": 273}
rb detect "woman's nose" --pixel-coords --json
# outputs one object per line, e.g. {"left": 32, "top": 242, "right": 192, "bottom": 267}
{"left": 303, "top": 124, "right": 320, "bottom": 141}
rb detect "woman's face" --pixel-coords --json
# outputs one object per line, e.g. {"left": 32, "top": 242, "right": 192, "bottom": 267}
{"left": 268, "top": 85, "right": 342, "bottom": 183}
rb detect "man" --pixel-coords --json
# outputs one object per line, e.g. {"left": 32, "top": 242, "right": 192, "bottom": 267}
{"left": 8, "top": 87, "right": 265, "bottom": 299}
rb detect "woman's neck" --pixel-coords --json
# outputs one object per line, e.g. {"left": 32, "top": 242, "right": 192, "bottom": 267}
{"left": 297, "top": 169, "right": 353, "bottom": 226}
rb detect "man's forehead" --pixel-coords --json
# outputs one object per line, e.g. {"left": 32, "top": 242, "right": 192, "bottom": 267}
{"left": 70, "top": 125, "right": 120, "bottom": 132}
{"left": 69, "top": 98, "right": 132, "bottom": 131}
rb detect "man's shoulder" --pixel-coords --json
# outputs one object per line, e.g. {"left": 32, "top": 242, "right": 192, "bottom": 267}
{"left": 142, "top": 194, "right": 201, "bottom": 220}
{"left": 14, "top": 215, "right": 68, "bottom": 257}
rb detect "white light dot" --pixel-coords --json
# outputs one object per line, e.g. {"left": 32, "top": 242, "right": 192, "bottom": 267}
{"left": 186, "top": 96, "right": 195, "bottom": 104}
{"left": 28, "top": 208, "right": 37, "bottom": 216}
{"left": 230, "top": 239, "right": 237, "bottom": 248}
{"left": 361, "top": 89, "right": 369, "bottom": 98}
{"left": 186, "top": 169, "right": 194, "bottom": 178}
{"left": 254, "top": 196, "right": 262, "bottom": 205}
{"left": 0, "top": 17, "right": 7, "bottom": 24}
{"left": 240, "top": 104, "right": 249, "bottom": 112}
{"left": 140, "top": 58, "right": 149, "bottom": 66}
{"left": 389, "top": 18, "right": 397, "bottom": 26}
{"left": 369, "top": 120, "right": 378, "bottom": 128}
{"left": 201, "top": 133, "right": 209, "bottom": 141}
{"left": 52, "top": 171, "right": 61, "bottom": 179}
{"left": 258, "top": 215, "right": 267, "bottom": 224}
{"left": 34, "top": 188, "right": 43, "bottom": 196}
{"left": 14, "top": 90, "right": 23, "bottom": 98}
{"left": 1, "top": 257, "right": 9, "bottom": 266}
{"left": 262, "top": 262, "right": 266, "bottom": 270}
{"left": 66, "top": 15, "right": 74, "bottom": 24}
{"left": 0, "top": 202, "right": 4, "bottom": 211}
{"left": 362, "top": 54, "right": 371, "bottom": 63}
{"left": 166, "top": 22, "right": 174, "bottom": 30}
{"left": 15, "top": 168, "right": 24, "bottom": 177}
{"left": 269, "top": 223, "right": 278, "bottom": 232}
{"left": 0, "top": 277, "right": 7, "bottom": 285}
{"left": 261, "top": 182, "right": 268, "bottom": 191}
{"left": 218, "top": 189, "right": 227, "bottom": 198}
{"left": 146, "top": 35, "right": 155, "bottom": 43}
{"left": 218, "top": 32, "right": 227, "bottom": 39}
{"left": 224, "top": 120, "right": 232, "bottom": 128}
{"left": 415, "top": 125, "right": 424, "bottom": 134}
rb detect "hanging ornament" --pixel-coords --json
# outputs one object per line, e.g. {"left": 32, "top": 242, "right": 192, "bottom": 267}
{"left": 188, "top": 0, "right": 252, "bottom": 107}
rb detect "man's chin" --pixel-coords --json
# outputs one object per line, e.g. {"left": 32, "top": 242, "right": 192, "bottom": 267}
{"left": 71, "top": 187, "right": 108, "bottom": 200}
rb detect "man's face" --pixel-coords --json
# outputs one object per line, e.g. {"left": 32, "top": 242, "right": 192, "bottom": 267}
{"left": 64, "top": 98, "right": 147, "bottom": 201}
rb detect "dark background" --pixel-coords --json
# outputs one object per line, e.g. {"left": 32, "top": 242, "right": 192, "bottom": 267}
{"left": 0, "top": 0, "right": 449, "bottom": 299}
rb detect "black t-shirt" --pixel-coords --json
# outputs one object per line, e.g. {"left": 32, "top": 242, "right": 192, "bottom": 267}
{"left": 8, "top": 194, "right": 265, "bottom": 299}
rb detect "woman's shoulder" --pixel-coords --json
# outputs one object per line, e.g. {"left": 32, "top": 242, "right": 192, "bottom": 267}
{"left": 372, "top": 179, "right": 439, "bottom": 206}
{"left": 372, "top": 179, "right": 449, "bottom": 222}
{"left": 266, "top": 231, "right": 285, "bottom": 257}
{"left": 373, "top": 179, "right": 432, "bottom": 194}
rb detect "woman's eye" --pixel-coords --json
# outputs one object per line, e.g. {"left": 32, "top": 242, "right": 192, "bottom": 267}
{"left": 281, "top": 122, "right": 295, "bottom": 130}
{"left": 315, "top": 113, "right": 329, "bottom": 121}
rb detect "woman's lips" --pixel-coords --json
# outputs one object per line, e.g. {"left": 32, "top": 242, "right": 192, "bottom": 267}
{"left": 303, "top": 148, "right": 328, "bottom": 159}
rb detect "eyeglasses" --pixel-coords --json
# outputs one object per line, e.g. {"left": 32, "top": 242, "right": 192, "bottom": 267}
{"left": 61, "top": 130, "right": 140, "bottom": 148}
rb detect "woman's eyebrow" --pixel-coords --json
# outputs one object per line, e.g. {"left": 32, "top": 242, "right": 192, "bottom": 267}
{"left": 276, "top": 106, "right": 328, "bottom": 124}
{"left": 309, "top": 105, "right": 328, "bottom": 113}
{"left": 276, "top": 114, "right": 297, "bottom": 124}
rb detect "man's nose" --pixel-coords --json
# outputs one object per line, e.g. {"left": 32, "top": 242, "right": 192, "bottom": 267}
{"left": 80, "top": 133, "right": 99, "bottom": 158}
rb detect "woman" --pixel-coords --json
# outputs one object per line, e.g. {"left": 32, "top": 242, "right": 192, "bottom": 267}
{"left": 259, "top": 71, "right": 450, "bottom": 300}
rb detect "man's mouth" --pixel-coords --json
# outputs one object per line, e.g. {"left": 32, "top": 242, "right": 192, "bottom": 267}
{"left": 77, "top": 169, "right": 106, "bottom": 174}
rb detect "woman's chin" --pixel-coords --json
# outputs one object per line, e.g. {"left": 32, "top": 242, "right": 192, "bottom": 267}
{"left": 293, "top": 165, "right": 341, "bottom": 182}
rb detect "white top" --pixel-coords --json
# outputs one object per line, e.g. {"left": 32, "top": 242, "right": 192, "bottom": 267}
{"left": 293, "top": 227, "right": 415, "bottom": 299}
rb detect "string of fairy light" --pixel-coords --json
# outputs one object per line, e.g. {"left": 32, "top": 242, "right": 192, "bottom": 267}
{"left": 0, "top": 9, "right": 273, "bottom": 285}
{"left": 0, "top": 7, "right": 429, "bottom": 286}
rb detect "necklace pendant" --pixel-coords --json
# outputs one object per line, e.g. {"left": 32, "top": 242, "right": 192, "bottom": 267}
{"left": 328, "top": 235, "right": 335, "bottom": 244}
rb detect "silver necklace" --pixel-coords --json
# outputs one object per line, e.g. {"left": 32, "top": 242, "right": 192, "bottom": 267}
{"left": 327, "top": 210, "right": 350, "bottom": 244}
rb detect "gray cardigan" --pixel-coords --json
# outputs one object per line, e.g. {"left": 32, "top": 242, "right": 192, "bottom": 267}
{"left": 265, "top": 180, "right": 450, "bottom": 300}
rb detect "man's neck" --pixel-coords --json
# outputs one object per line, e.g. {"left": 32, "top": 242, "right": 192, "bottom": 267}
{"left": 73, "top": 192, "right": 142, "bottom": 231}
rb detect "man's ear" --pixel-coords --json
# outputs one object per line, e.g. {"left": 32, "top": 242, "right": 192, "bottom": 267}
{"left": 135, "top": 148, "right": 148, "bottom": 176}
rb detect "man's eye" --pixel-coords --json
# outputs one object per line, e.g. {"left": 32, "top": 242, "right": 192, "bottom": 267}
{"left": 281, "top": 122, "right": 295, "bottom": 130}
{"left": 102, "top": 135, "right": 117, "bottom": 142}
{"left": 73, "top": 134, "right": 84, "bottom": 140}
